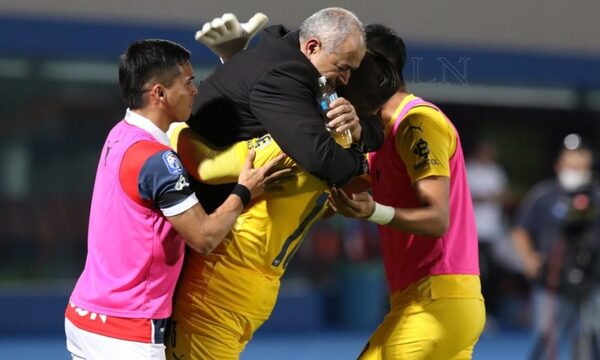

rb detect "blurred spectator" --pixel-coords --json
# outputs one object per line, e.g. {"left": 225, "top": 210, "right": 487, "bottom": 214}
{"left": 466, "top": 140, "right": 512, "bottom": 325}
{"left": 512, "top": 134, "right": 600, "bottom": 359}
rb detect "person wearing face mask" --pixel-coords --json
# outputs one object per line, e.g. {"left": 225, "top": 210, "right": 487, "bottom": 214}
{"left": 512, "top": 134, "right": 600, "bottom": 359}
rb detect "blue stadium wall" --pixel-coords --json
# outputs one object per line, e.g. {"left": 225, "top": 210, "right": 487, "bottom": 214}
{"left": 1, "top": 15, "right": 600, "bottom": 89}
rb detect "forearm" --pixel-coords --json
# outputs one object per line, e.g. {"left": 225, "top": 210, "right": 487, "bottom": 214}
{"left": 387, "top": 206, "right": 449, "bottom": 237}
{"left": 359, "top": 177, "right": 449, "bottom": 237}
{"left": 385, "top": 177, "right": 450, "bottom": 237}
{"left": 512, "top": 227, "right": 542, "bottom": 278}
{"left": 301, "top": 145, "right": 367, "bottom": 186}
{"left": 199, "top": 195, "right": 245, "bottom": 250}
{"left": 251, "top": 65, "right": 368, "bottom": 186}
{"left": 256, "top": 119, "right": 367, "bottom": 186}
{"left": 171, "top": 196, "right": 244, "bottom": 255}
{"left": 330, "top": 187, "right": 447, "bottom": 237}
{"left": 264, "top": 104, "right": 366, "bottom": 184}
{"left": 254, "top": 106, "right": 368, "bottom": 185}
{"left": 512, "top": 227, "right": 537, "bottom": 259}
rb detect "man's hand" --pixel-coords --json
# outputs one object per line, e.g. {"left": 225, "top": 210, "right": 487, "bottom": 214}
{"left": 329, "top": 187, "right": 375, "bottom": 219}
{"left": 195, "top": 13, "right": 269, "bottom": 61}
{"left": 238, "top": 150, "right": 291, "bottom": 199}
{"left": 325, "top": 97, "right": 362, "bottom": 142}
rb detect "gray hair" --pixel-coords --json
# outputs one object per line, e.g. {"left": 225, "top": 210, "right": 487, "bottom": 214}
{"left": 299, "top": 7, "right": 365, "bottom": 54}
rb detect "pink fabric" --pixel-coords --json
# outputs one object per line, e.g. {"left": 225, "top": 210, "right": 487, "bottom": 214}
{"left": 70, "top": 120, "right": 185, "bottom": 319}
{"left": 369, "top": 98, "right": 479, "bottom": 293}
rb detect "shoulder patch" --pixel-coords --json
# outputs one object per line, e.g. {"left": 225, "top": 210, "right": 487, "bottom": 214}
{"left": 162, "top": 151, "right": 184, "bottom": 175}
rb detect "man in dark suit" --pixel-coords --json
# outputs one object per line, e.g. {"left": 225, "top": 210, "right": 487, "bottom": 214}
{"left": 188, "top": 7, "right": 380, "bottom": 192}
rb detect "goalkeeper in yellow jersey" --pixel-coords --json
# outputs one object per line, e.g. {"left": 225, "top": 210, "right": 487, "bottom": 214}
{"left": 165, "top": 11, "right": 399, "bottom": 360}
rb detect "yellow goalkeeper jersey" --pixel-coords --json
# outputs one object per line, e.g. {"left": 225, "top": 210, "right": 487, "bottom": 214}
{"left": 170, "top": 126, "right": 329, "bottom": 319}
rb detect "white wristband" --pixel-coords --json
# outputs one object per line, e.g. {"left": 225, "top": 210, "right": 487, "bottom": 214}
{"left": 367, "top": 202, "right": 395, "bottom": 225}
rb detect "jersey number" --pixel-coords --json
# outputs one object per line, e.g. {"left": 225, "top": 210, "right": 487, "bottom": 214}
{"left": 271, "top": 192, "right": 329, "bottom": 268}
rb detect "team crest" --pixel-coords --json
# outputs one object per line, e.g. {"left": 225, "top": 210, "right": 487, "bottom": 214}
{"left": 162, "top": 152, "right": 183, "bottom": 175}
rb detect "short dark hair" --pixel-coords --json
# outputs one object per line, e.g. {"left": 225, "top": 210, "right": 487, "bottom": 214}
{"left": 119, "top": 39, "right": 191, "bottom": 109}
{"left": 338, "top": 50, "right": 400, "bottom": 117}
{"left": 364, "top": 24, "right": 406, "bottom": 88}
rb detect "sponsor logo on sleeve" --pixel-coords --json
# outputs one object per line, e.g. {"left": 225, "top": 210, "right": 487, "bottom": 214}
{"left": 162, "top": 152, "right": 184, "bottom": 175}
{"left": 412, "top": 138, "right": 441, "bottom": 170}
{"left": 413, "top": 138, "right": 430, "bottom": 159}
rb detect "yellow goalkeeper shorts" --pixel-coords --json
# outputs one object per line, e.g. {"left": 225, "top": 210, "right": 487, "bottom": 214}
{"left": 358, "top": 275, "right": 485, "bottom": 360}
{"left": 166, "top": 297, "right": 266, "bottom": 360}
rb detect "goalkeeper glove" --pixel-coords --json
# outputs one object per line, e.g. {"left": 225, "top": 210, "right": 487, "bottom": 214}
{"left": 195, "top": 12, "right": 269, "bottom": 61}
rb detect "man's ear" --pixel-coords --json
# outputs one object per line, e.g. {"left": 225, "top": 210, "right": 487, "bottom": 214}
{"left": 301, "top": 38, "right": 321, "bottom": 57}
{"left": 150, "top": 84, "right": 165, "bottom": 101}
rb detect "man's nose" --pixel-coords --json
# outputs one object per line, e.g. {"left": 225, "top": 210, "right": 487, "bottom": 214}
{"left": 338, "top": 71, "right": 350, "bottom": 85}
{"left": 338, "top": 70, "right": 351, "bottom": 85}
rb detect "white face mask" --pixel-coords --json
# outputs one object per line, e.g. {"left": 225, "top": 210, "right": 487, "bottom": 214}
{"left": 558, "top": 169, "right": 592, "bottom": 191}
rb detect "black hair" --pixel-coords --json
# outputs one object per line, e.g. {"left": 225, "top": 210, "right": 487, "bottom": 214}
{"left": 338, "top": 50, "right": 400, "bottom": 117}
{"left": 364, "top": 24, "right": 407, "bottom": 88}
{"left": 118, "top": 39, "right": 191, "bottom": 109}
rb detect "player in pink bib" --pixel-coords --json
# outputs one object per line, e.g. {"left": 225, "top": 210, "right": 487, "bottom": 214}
{"left": 65, "top": 39, "right": 287, "bottom": 360}
{"left": 331, "top": 25, "right": 485, "bottom": 359}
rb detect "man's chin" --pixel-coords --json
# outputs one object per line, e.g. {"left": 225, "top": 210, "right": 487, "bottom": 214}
{"left": 181, "top": 110, "right": 193, "bottom": 121}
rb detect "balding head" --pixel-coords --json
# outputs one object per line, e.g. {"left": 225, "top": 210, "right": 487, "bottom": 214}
{"left": 299, "top": 7, "right": 366, "bottom": 85}
{"left": 300, "top": 7, "right": 365, "bottom": 54}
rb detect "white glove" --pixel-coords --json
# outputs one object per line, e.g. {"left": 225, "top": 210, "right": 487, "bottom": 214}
{"left": 195, "top": 12, "right": 269, "bottom": 61}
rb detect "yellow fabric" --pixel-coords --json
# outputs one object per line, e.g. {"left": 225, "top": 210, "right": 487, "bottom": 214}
{"left": 386, "top": 94, "right": 457, "bottom": 184}
{"left": 168, "top": 122, "right": 248, "bottom": 184}
{"left": 166, "top": 297, "right": 265, "bottom": 360}
{"left": 358, "top": 275, "right": 485, "bottom": 360}
{"left": 169, "top": 131, "right": 329, "bottom": 358}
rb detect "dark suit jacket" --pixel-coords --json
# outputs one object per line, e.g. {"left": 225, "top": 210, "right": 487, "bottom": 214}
{"left": 188, "top": 25, "right": 382, "bottom": 187}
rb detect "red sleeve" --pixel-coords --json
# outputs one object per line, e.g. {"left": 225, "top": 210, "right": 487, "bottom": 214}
{"left": 120, "top": 140, "right": 170, "bottom": 207}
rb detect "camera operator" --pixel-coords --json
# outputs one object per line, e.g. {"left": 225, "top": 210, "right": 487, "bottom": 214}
{"left": 512, "top": 134, "right": 600, "bottom": 359}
